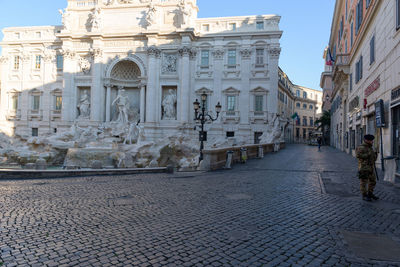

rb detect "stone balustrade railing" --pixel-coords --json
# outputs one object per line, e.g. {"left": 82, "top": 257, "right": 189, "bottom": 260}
{"left": 201, "top": 142, "right": 285, "bottom": 171}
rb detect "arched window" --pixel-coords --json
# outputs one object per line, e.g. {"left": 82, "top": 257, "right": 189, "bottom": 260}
{"left": 309, "top": 105, "right": 313, "bottom": 110}
{"left": 296, "top": 102, "right": 300, "bottom": 108}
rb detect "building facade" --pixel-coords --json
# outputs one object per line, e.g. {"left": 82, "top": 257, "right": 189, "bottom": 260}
{"left": 293, "top": 86, "right": 322, "bottom": 143}
{"left": 0, "top": 0, "right": 282, "bottom": 145}
{"left": 278, "top": 67, "right": 295, "bottom": 143}
{"left": 325, "top": 0, "right": 400, "bottom": 171}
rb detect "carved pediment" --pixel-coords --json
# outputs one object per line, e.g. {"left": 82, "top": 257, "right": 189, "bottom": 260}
{"left": 195, "top": 87, "right": 213, "bottom": 95}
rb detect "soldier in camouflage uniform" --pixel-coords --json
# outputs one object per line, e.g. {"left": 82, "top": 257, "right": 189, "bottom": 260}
{"left": 356, "top": 134, "right": 379, "bottom": 201}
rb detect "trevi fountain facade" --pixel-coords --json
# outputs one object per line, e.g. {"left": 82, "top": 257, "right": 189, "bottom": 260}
{"left": 0, "top": 0, "right": 283, "bottom": 169}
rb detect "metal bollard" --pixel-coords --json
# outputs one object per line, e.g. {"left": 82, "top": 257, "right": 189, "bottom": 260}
{"left": 240, "top": 148, "right": 247, "bottom": 164}
{"left": 225, "top": 150, "right": 234, "bottom": 169}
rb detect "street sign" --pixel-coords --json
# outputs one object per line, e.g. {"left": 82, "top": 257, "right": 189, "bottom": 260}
{"left": 375, "top": 99, "right": 386, "bottom": 128}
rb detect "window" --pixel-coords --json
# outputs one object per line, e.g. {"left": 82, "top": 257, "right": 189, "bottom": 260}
{"left": 256, "top": 21, "right": 264, "bottom": 30}
{"left": 370, "top": 35, "right": 375, "bottom": 65}
{"left": 355, "top": 56, "right": 363, "bottom": 83}
{"left": 32, "top": 128, "right": 38, "bottom": 137}
{"left": 303, "top": 104, "right": 307, "bottom": 109}
{"left": 346, "top": 0, "right": 348, "bottom": 19}
{"left": 229, "top": 23, "right": 236, "bottom": 30}
{"left": 56, "top": 55, "right": 64, "bottom": 70}
{"left": 310, "top": 117, "right": 314, "bottom": 126}
{"left": 303, "top": 92, "right": 307, "bottom": 99}
{"left": 296, "top": 90, "right": 300, "bottom": 97}
{"left": 12, "top": 95, "right": 18, "bottom": 110}
{"left": 32, "top": 95, "right": 40, "bottom": 110}
{"left": 296, "top": 128, "right": 300, "bottom": 138}
{"left": 350, "top": 73, "right": 353, "bottom": 91}
{"left": 309, "top": 105, "right": 313, "bottom": 110}
{"left": 201, "top": 50, "right": 210, "bottom": 67}
{"left": 202, "top": 24, "right": 210, "bottom": 32}
{"left": 55, "top": 96, "right": 62, "bottom": 111}
{"left": 351, "top": 22, "right": 354, "bottom": 47}
{"left": 15, "top": 32, "right": 20, "bottom": 39}
{"left": 14, "top": 56, "right": 20, "bottom": 70}
{"left": 36, "top": 32, "right": 41, "bottom": 38}
{"left": 303, "top": 117, "right": 307, "bottom": 126}
{"left": 227, "top": 95, "right": 236, "bottom": 111}
{"left": 397, "top": 0, "right": 400, "bottom": 30}
{"left": 35, "top": 55, "right": 41, "bottom": 69}
{"left": 227, "top": 49, "right": 236, "bottom": 66}
{"left": 256, "top": 49, "right": 264, "bottom": 65}
{"left": 255, "top": 95, "right": 263, "bottom": 112}
{"left": 226, "top": 132, "right": 235, "bottom": 137}
{"left": 296, "top": 102, "right": 300, "bottom": 108}
{"left": 356, "top": 0, "right": 363, "bottom": 35}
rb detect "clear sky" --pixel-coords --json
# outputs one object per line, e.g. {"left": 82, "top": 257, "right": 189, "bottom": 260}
{"left": 0, "top": 0, "right": 335, "bottom": 91}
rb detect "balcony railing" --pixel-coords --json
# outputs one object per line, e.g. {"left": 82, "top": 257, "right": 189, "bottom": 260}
{"left": 6, "top": 109, "right": 21, "bottom": 120}
{"left": 334, "top": 53, "right": 350, "bottom": 67}
{"left": 222, "top": 111, "right": 240, "bottom": 123}
{"left": 28, "top": 109, "right": 43, "bottom": 120}
{"left": 249, "top": 111, "right": 268, "bottom": 123}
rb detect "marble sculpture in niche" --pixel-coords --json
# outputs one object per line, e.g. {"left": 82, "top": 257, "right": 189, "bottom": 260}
{"left": 162, "top": 89, "right": 177, "bottom": 120}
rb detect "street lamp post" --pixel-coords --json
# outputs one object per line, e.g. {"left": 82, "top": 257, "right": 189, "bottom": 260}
{"left": 193, "top": 93, "right": 222, "bottom": 162}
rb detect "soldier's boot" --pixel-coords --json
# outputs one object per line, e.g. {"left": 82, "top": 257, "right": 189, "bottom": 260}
{"left": 368, "top": 192, "right": 379, "bottom": 200}
{"left": 362, "top": 194, "right": 372, "bottom": 201}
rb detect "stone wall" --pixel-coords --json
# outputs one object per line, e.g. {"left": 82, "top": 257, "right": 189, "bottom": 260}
{"left": 201, "top": 142, "right": 285, "bottom": 171}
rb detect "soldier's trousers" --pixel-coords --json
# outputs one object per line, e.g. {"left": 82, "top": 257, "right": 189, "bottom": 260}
{"left": 359, "top": 171, "right": 376, "bottom": 195}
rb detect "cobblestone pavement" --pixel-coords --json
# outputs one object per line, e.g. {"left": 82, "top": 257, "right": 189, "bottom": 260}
{"left": 1, "top": 144, "right": 400, "bottom": 267}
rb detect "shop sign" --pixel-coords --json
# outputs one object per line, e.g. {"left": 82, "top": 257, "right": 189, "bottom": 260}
{"left": 349, "top": 96, "right": 359, "bottom": 112}
{"left": 391, "top": 86, "right": 400, "bottom": 101}
{"left": 365, "top": 76, "right": 380, "bottom": 97}
{"left": 375, "top": 99, "right": 386, "bottom": 128}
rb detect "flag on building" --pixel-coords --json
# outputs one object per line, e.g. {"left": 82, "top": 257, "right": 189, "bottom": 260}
{"left": 326, "top": 48, "right": 335, "bottom": 66}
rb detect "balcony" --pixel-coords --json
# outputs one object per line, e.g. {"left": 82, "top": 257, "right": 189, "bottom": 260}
{"left": 51, "top": 110, "right": 62, "bottom": 121}
{"left": 249, "top": 111, "right": 268, "bottom": 123}
{"left": 6, "top": 109, "right": 21, "bottom": 120}
{"left": 28, "top": 109, "right": 43, "bottom": 121}
{"left": 332, "top": 53, "right": 350, "bottom": 82}
{"left": 221, "top": 111, "right": 240, "bottom": 124}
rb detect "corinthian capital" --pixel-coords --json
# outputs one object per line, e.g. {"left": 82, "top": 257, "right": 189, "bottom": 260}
{"left": 147, "top": 46, "right": 161, "bottom": 58}
{"left": 268, "top": 46, "right": 281, "bottom": 59}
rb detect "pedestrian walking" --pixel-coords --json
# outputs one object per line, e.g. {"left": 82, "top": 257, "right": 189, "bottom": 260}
{"left": 317, "top": 136, "right": 322, "bottom": 151}
{"left": 356, "top": 134, "right": 379, "bottom": 201}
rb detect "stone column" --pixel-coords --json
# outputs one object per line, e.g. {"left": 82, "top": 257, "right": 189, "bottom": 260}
{"left": 268, "top": 45, "right": 281, "bottom": 116}
{"left": 140, "top": 83, "right": 146, "bottom": 123}
{"left": 240, "top": 48, "right": 252, "bottom": 125}
{"left": 105, "top": 83, "right": 112, "bottom": 122}
{"left": 91, "top": 48, "right": 103, "bottom": 122}
{"left": 60, "top": 49, "right": 77, "bottom": 122}
{"left": 178, "top": 46, "right": 192, "bottom": 123}
{"left": 146, "top": 46, "right": 161, "bottom": 124}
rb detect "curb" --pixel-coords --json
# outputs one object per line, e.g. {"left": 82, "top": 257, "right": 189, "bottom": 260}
{"left": 0, "top": 167, "right": 168, "bottom": 180}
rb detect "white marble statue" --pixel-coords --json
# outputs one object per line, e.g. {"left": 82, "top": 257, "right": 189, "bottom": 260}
{"left": 90, "top": 8, "right": 102, "bottom": 31}
{"left": 59, "top": 9, "right": 71, "bottom": 30}
{"left": 79, "top": 57, "right": 91, "bottom": 74}
{"left": 178, "top": 0, "right": 191, "bottom": 27}
{"left": 112, "top": 88, "right": 130, "bottom": 124}
{"left": 258, "top": 114, "right": 282, "bottom": 145}
{"left": 124, "top": 123, "right": 139, "bottom": 145}
{"left": 146, "top": 3, "right": 157, "bottom": 27}
{"left": 162, "top": 89, "right": 177, "bottom": 120}
{"left": 77, "top": 91, "right": 90, "bottom": 119}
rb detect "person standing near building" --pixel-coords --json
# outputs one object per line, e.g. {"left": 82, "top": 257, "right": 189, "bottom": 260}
{"left": 356, "top": 135, "right": 379, "bottom": 202}
{"left": 317, "top": 136, "right": 322, "bottom": 151}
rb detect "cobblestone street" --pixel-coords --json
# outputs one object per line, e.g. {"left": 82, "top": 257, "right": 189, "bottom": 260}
{"left": 1, "top": 144, "right": 400, "bottom": 266}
